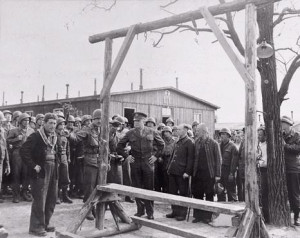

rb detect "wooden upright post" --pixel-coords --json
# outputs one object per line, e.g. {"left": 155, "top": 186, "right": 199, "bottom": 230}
{"left": 244, "top": 3, "right": 260, "bottom": 238}
{"left": 96, "top": 37, "right": 112, "bottom": 229}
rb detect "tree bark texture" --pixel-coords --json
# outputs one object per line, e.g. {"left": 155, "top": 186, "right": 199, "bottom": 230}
{"left": 257, "top": 3, "right": 291, "bottom": 226}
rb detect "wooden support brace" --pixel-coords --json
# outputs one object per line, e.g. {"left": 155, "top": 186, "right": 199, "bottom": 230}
{"left": 66, "top": 188, "right": 100, "bottom": 233}
{"left": 99, "top": 25, "right": 138, "bottom": 103}
{"left": 109, "top": 201, "right": 132, "bottom": 224}
{"left": 199, "top": 6, "right": 254, "bottom": 88}
{"left": 131, "top": 216, "right": 207, "bottom": 238}
{"left": 80, "top": 223, "right": 141, "bottom": 238}
{"left": 235, "top": 208, "right": 256, "bottom": 238}
{"left": 98, "top": 192, "right": 121, "bottom": 203}
{"left": 109, "top": 202, "right": 121, "bottom": 231}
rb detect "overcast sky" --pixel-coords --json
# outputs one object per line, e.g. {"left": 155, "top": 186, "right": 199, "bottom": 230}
{"left": 0, "top": 0, "right": 299, "bottom": 123}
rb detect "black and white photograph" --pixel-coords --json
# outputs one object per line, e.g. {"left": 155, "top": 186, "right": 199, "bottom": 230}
{"left": 0, "top": 0, "right": 300, "bottom": 237}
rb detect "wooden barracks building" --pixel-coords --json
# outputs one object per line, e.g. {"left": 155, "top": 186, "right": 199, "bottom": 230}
{"left": 0, "top": 86, "right": 219, "bottom": 135}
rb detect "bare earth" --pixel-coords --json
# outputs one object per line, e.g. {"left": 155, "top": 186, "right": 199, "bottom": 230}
{"left": 0, "top": 196, "right": 299, "bottom": 238}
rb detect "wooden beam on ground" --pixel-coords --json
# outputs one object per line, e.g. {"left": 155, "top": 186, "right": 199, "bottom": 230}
{"left": 96, "top": 37, "right": 113, "bottom": 230}
{"left": 199, "top": 6, "right": 253, "bottom": 88}
{"left": 98, "top": 184, "right": 244, "bottom": 215}
{"left": 55, "top": 231, "right": 85, "bottom": 238}
{"left": 235, "top": 209, "right": 256, "bottom": 238}
{"left": 66, "top": 188, "right": 99, "bottom": 233}
{"left": 79, "top": 223, "right": 141, "bottom": 238}
{"left": 99, "top": 25, "right": 137, "bottom": 103}
{"left": 89, "top": 0, "right": 279, "bottom": 43}
{"left": 131, "top": 216, "right": 206, "bottom": 238}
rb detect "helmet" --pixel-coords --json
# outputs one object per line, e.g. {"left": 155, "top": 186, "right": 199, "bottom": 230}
{"left": 36, "top": 114, "right": 45, "bottom": 121}
{"left": 56, "top": 111, "right": 65, "bottom": 119}
{"left": 18, "top": 113, "right": 31, "bottom": 124}
{"left": 214, "top": 182, "right": 224, "bottom": 195}
{"left": 157, "top": 123, "right": 165, "bottom": 130}
{"left": 166, "top": 118, "right": 174, "bottom": 125}
{"left": 75, "top": 117, "right": 82, "bottom": 122}
{"left": 92, "top": 109, "right": 102, "bottom": 119}
{"left": 123, "top": 117, "right": 128, "bottom": 123}
{"left": 82, "top": 115, "right": 92, "bottom": 124}
{"left": 67, "top": 115, "right": 75, "bottom": 123}
{"left": 219, "top": 127, "right": 231, "bottom": 137}
{"left": 113, "top": 116, "right": 125, "bottom": 124}
{"left": 192, "top": 121, "right": 199, "bottom": 128}
{"left": 146, "top": 117, "right": 156, "bottom": 126}
{"left": 0, "top": 111, "right": 6, "bottom": 122}
{"left": 3, "top": 110, "right": 12, "bottom": 116}
{"left": 30, "top": 117, "right": 36, "bottom": 124}
{"left": 56, "top": 117, "right": 66, "bottom": 127}
{"left": 112, "top": 114, "right": 121, "bottom": 120}
{"left": 162, "top": 126, "right": 172, "bottom": 134}
{"left": 281, "top": 116, "right": 294, "bottom": 126}
{"left": 12, "top": 111, "right": 22, "bottom": 121}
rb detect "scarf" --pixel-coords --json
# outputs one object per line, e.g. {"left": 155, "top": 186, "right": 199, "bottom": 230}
{"left": 38, "top": 126, "right": 57, "bottom": 152}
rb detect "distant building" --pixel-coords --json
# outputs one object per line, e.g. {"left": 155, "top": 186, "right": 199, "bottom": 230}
{"left": 0, "top": 87, "right": 219, "bottom": 135}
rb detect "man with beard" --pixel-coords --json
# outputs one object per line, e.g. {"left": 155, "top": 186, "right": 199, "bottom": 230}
{"left": 20, "top": 113, "right": 58, "bottom": 236}
{"left": 7, "top": 113, "right": 34, "bottom": 203}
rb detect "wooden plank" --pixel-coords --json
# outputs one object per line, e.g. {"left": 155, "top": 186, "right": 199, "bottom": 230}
{"left": 99, "top": 25, "right": 137, "bottom": 103}
{"left": 98, "top": 184, "right": 244, "bottom": 215}
{"left": 79, "top": 223, "right": 141, "bottom": 238}
{"left": 131, "top": 216, "right": 206, "bottom": 238}
{"left": 96, "top": 37, "right": 113, "bottom": 230}
{"left": 110, "top": 201, "right": 132, "bottom": 224}
{"left": 236, "top": 209, "right": 256, "bottom": 238}
{"left": 66, "top": 188, "right": 99, "bottom": 233}
{"left": 199, "top": 6, "right": 253, "bottom": 88}
{"left": 89, "top": 0, "right": 279, "bottom": 43}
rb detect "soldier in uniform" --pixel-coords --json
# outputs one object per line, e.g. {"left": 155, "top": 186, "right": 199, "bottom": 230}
{"left": 166, "top": 118, "right": 175, "bottom": 128}
{"left": 30, "top": 117, "right": 36, "bottom": 130}
{"left": 218, "top": 127, "right": 238, "bottom": 202}
{"left": 81, "top": 115, "right": 92, "bottom": 129}
{"left": 11, "top": 111, "right": 22, "bottom": 128}
{"left": 166, "top": 124, "right": 194, "bottom": 221}
{"left": 0, "top": 111, "right": 10, "bottom": 203}
{"left": 35, "top": 114, "right": 45, "bottom": 131}
{"left": 74, "top": 117, "right": 82, "bottom": 130}
{"left": 145, "top": 117, "right": 156, "bottom": 129}
{"left": 70, "top": 109, "right": 105, "bottom": 220}
{"left": 117, "top": 112, "right": 165, "bottom": 220}
{"left": 56, "top": 118, "right": 72, "bottom": 204}
{"left": 2, "top": 110, "right": 14, "bottom": 137}
{"left": 7, "top": 113, "right": 34, "bottom": 203}
{"left": 20, "top": 113, "right": 58, "bottom": 236}
{"left": 281, "top": 116, "right": 300, "bottom": 226}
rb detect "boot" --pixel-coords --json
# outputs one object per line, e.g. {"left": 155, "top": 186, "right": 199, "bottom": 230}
{"left": 62, "top": 186, "right": 73, "bottom": 204}
{"left": 294, "top": 211, "right": 300, "bottom": 226}
{"left": 56, "top": 190, "right": 62, "bottom": 204}
{"left": 22, "top": 189, "right": 33, "bottom": 202}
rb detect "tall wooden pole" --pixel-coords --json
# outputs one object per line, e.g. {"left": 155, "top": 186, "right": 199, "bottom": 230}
{"left": 96, "top": 38, "right": 112, "bottom": 229}
{"left": 244, "top": 3, "right": 260, "bottom": 237}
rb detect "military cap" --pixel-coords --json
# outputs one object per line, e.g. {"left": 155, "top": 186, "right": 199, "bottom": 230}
{"left": 166, "top": 117, "right": 175, "bottom": 125}
{"left": 56, "top": 117, "right": 66, "bottom": 127}
{"left": 110, "top": 116, "right": 124, "bottom": 126}
{"left": 112, "top": 114, "right": 121, "bottom": 120}
{"left": 219, "top": 127, "right": 231, "bottom": 137}
{"left": 157, "top": 123, "right": 165, "bottom": 129}
{"left": 75, "top": 117, "right": 82, "bottom": 122}
{"left": 81, "top": 115, "right": 92, "bottom": 124}
{"left": 18, "top": 113, "right": 31, "bottom": 123}
{"left": 184, "top": 124, "right": 192, "bottom": 130}
{"left": 281, "top": 116, "right": 294, "bottom": 126}
{"left": 56, "top": 111, "right": 65, "bottom": 119}
{"left": 133, "top": 112, "right": 147, "bottom": 121}
{"left": 172, "top": 126, "right": 179, "bottom": 131}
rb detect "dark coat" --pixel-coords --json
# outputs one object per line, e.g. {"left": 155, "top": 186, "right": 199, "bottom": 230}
{"left": 20, "top": 131, "right": 58, "bottom": 179}
{"left": 283, "top": 129, "right": 300, "bottom": 173}
{"left": 167, "top": 135, "right": 195, "bottom": 176}
{"left": 220, "top": 140, "right": 238, "bottom": 175}
{"left": 193, "top": 137, "right": 221, "bottom": 178}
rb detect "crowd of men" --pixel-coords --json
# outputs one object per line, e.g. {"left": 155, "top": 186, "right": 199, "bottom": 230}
{"left": 0, "top": 109, "right": 299, "bottom": 236}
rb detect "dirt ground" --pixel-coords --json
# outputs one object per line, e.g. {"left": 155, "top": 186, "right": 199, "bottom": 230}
{"left": 0, "top": 196, "right": 299, "bottom": 238}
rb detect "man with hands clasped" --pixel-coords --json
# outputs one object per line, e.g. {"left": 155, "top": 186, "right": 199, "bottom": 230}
{"left": 117, "top": 112, "right": 164, "bottom": 220}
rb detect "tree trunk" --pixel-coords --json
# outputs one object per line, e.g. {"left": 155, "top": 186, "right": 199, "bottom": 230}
{"left": 257, "top": 4, "right": 291, "bottom": 226}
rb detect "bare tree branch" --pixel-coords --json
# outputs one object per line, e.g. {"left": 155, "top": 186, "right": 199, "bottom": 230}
{"left": 160, "top": 0, "right": 179, "bottom": 9}
{"left": 278, "top": 54, "right": 300, "bottom": 104}
{"left": 83, "top": 0, "right": 117, "bottom": 12}
{"left": 276, "top": 47, "right": 299, "bottom": 55}
{"left": 273, "top": 7, "right": 300, "bottom": 27}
